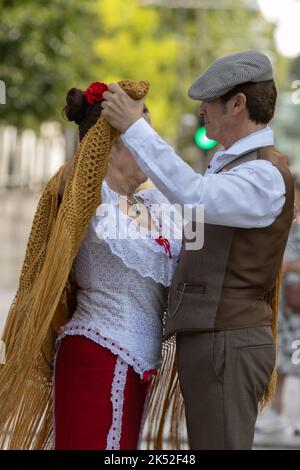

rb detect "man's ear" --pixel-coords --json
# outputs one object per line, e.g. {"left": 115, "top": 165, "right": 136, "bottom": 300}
{"left": 232, "top": 92, "right": 247, "bottom": 116}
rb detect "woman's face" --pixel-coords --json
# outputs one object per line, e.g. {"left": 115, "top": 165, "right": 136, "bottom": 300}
{"left": 109, "top": 112, "right": 151, "bottom": 184}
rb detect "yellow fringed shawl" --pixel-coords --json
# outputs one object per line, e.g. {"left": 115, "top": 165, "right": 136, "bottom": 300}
{"left": 0, "top": 80, "right": 149, "bottom": 450}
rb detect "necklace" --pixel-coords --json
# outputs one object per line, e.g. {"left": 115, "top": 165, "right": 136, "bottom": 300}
{"left": 104, "top": 180, "right": 141, "bottom": 217}
{"left": 119, "top": 193, "right": 141, "bottom": 217}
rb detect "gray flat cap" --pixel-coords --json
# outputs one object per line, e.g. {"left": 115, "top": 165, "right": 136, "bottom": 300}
{"left": 188, "top": 50, "right": 274, "bottom": 101}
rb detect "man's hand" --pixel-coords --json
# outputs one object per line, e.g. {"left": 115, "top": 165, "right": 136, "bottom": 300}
{"left": 102, "top": 83, "right": 145, "bottom": 132}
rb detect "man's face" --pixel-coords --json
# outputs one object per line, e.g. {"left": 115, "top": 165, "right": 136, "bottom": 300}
{"left": 198, "top": 98, "right": 230, "bottom": 143}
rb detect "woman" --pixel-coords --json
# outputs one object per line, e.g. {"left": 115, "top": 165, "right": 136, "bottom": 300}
{"left": 53, "top": 83, "right": 182, "bottom": 450}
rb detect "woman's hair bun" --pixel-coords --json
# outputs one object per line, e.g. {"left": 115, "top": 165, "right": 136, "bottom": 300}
{"left": 63, "top": 88, "right": 86, "bottom": 124}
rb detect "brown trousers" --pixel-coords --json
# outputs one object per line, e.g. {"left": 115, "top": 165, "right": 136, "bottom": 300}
{"left": 176, "top": 326, "right": 276, "bottom": 450}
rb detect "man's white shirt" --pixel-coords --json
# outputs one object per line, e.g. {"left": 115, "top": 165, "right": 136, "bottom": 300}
{"left": 121, "top": 118, "right": 286, "bottom": 229}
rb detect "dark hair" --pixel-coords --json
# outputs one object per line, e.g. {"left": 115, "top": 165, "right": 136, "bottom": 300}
{"left": 219, "top": 80, "right": 277, "bottom": 124}
{"left": 62, "top": 87, "right": 150, "bottom": 141}
{"left": 62, "top": 88, "right": 103, "bottom": 141}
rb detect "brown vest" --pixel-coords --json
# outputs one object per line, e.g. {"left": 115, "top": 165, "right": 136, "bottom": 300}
{"left": 165, "top": 146, "right": 294, "bottom": 336}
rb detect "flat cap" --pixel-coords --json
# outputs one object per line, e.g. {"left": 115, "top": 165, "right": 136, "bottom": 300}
{"left": 188, "top": 50, "right": 274, "bottom": 101}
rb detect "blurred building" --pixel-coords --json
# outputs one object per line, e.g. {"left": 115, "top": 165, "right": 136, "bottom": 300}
{"left": 0, "top": 123, "right": 77, "bottom": 299}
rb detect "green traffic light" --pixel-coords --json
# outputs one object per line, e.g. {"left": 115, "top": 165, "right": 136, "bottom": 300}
{"left": 194, "top": 126, "right": 218, "bottom": 150}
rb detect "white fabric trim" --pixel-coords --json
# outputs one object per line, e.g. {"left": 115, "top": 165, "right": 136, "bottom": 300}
{"left": 56, "top": 323, "right": 156, "bottom": 379}
{"left": 103, "top": 236, "right": 176, "bottom": 286}
{"left": 106, "top": 356, "right": 128, "bottom": 450}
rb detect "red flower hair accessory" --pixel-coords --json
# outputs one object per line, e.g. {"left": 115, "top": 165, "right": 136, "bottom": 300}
{"left": 83, "top": 81, "right": 108, "bottom": 104}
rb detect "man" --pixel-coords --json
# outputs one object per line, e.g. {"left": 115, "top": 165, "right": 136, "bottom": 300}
{"left": 101, "top": 51, "right": 294, "bottom": 450}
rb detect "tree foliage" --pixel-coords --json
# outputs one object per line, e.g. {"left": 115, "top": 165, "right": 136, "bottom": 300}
{"left": 0, "top": 0, "right": 286, "bottom": 141}
{"left": 0, "top": 0, "right": 98, "bottom": 129}
{"left": 94, "top": 0, "right": 278, "bottom": 138}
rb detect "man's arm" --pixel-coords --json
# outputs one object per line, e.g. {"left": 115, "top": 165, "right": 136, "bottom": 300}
{"left": 101, "top": 83, "right": 286, "bottom": 229}
{"left": 122, "top": 118, "right": 286, "bottom": 229}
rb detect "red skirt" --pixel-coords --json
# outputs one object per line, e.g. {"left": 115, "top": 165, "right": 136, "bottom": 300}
{"left": 54, "top": 335, "right": 148, "bottom": 450}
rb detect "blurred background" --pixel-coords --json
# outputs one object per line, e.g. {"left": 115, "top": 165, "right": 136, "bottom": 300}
{"left": 1, "top": 0, "right": 300, "bottom": 449}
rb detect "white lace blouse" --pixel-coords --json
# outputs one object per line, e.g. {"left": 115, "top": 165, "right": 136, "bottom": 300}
{"left": 56, "top": 180, "right": 182, "bottom": 379}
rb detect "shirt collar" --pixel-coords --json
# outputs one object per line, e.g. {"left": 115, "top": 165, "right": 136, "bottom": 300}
{"left": 208, "top": 126, "right": 274, "bottom": 174}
